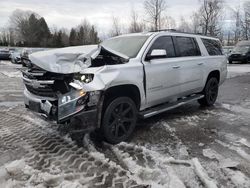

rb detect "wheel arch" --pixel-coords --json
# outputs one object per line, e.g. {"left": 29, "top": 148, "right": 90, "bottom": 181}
{"left": 206, "top": 70, "right": 220, "bottom": 83}
{"left": 103, "top": 84, "right": 141, "bottom": 110}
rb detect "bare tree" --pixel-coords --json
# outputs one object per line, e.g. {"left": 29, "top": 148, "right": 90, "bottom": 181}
{"left": 144, "top": 0, "right": 167, "bottom": 30}
{"left": 129, "top": 8, "right": 144, "bottom": 33}
{"left": 9, "top": 9, "right": 39, "bottom": 42}
{"left": 241, "top": 2, "right": 250, "bottom": 40}
{"left": 162, "top": 16, "right": 176, "bottom": 29}
{"left": 228, "top": 6, "right": 242, "bottom": 44}
{"left": 110, "top": 16, "right": 122, "bottom": 37}
{"left": 197, "top": 0, "right": 223, "bottom": 36}
{"left": 178, "top": 16, "right": 192, "bottom": 32}
{"left": 190, "top": 12, "right": 202, "bottom": 34}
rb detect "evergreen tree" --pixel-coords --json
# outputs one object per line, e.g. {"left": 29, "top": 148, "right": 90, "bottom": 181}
{"left": 28, "top": 14, "right": 39, "bottom": 46}
{"left": 61, "top": 30, "right": 69, "bottom": 47}
{"left": 89, "top": 26, "right": 99, "bottom": 44}
{"left": 38, "top": 17, "right": 51, "bottom": 46}
{"left": 69, "top": 28, "right": 77, "bottom": 46}
{"left": 77, "top": 26, "right": 85, "bottom": 45}
{"left": 56, "top": 30, "right": 63, "bottom": 47}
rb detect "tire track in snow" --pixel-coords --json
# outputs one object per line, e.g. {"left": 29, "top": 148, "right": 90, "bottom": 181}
{"left": 0, "top": 111, "right": 142, "bottom": 187}
{"left": 110, "top": 142, "right": 221, "bottom": 188}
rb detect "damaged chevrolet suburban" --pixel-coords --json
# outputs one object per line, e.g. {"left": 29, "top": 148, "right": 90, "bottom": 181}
{"left": 22, "top": 31, "right": 227, "bottom": 144}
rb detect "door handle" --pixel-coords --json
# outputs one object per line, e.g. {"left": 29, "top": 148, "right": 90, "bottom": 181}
{"left": 172, "top": 66, "right": 180, "bottom": 69}
{"left": 197, "top": 63, "right": 203, "bottom": 65}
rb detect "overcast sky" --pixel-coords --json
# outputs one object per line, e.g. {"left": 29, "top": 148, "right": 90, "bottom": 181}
{"left": 0, "top": 0, "right": 247, "bottom": 35}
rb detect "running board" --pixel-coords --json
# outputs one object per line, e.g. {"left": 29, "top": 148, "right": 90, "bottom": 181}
{"left": 140, "top": 94, "right": 204, "bottom": 119}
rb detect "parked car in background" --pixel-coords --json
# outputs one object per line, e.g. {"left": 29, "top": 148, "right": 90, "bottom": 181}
{"left": 0, "top": 48, "right": 11, "bottom": 60}
{"left": 228, "top": 41, "right": 250, "bottom": 64}
{"left": 21, "top": 48, "right": 32, "bottom": 67}
{"left": 222, "top": 46, "right": 234, "bottom": 58}
{"left": 10, "top": 48, "right": 22, "bottom": 64}
{"left": 22, "top": 31, "right": 227, "bottom": 144}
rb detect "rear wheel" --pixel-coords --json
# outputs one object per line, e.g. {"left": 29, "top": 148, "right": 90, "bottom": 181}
{"left": 102, "top": 97, "right": 137, "bottom": 144}
{"left": 229, "top": 60, "right": 232, "bottom": 64}
{"left": 198, "top": 77, "right": 219, "bottom": 106}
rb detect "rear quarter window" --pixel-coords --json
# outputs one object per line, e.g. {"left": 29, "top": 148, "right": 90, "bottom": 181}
{"left": 176, "top": 36, "right": 201, "bottom": 57}
{"left": 202, "top": 38, "right": 223, "bottom": 56}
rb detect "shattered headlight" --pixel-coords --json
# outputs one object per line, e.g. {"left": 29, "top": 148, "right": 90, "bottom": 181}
{"left": 74, "top": 73, "right": 94, "bottom": 84}
{"left": 60, "top": 89, "right": 86, "bottom": 105}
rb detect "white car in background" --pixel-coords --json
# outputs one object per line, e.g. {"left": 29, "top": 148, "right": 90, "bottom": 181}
{"left": 10, "top": 48, "right": 22, "bottom": 64}
{"left": 22, "top": 31, "right": 227, "bottom": 144}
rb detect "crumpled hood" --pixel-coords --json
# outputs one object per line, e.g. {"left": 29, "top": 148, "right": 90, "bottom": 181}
{"left": 29, "top": 45, "right": 99, "bottom": 74}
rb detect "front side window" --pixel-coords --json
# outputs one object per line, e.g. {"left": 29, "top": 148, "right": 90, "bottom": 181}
{"left": 176, "top": 37, "right": 201, "bottom": 57}
{"left": 148, "top": 36, "right": 176, "bottom": 58}
{"left": 202, "top": 38, "right": 223, "bottom": 56}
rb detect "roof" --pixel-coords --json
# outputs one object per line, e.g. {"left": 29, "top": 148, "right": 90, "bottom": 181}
{"left": 115, "top": 30, "right": 220, "bottom": 41}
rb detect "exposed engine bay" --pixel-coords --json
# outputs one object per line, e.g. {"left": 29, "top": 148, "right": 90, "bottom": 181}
{"left": 91, "top": 47, "right": 128, "bottom": 67}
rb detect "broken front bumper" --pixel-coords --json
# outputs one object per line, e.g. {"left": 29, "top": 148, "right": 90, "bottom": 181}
{"left": 24, "top": 88, "right": 99, "bottom": 131}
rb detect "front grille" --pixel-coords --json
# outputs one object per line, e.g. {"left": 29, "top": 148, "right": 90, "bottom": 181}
{"left": 22, "top": 64, "right": 73, "bottom": 98}
{"left": 25, "top": 84, "right": 56, "bottom": 98}
{"left": 232, "top": 54, "right": 241, "bottom": 58}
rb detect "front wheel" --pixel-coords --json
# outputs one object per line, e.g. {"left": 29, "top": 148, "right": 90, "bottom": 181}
{"left": 198, "top": 77, "right": 219, "bottom": 106}
{"left": 101, "top": 97, "right": 137, "bottom": 144}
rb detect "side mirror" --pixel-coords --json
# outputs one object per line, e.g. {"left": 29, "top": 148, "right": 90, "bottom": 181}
{"left": 146, "top": 49, "right": 167, "bottom": 60}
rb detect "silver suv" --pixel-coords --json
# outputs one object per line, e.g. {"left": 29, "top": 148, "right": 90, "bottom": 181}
{"left": 22, "top": 31, "right": 227, "bottom": 144}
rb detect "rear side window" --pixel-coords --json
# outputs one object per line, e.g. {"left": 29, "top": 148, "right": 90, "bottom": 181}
{"left": 148, "top": 36, "right": 176, "bottom": 58}
{"left": 176, "top": 37, "right": 201, "bottom": 57}
{"left": 202, "top": 38, "right": 223, "bottom": 56}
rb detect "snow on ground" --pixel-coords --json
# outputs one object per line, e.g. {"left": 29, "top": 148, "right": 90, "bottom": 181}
{"left": 227, "top": 64, "right": 250, "bottom": 78}
{"left": 222, "top": 103, "right": 250, "bottom": 115}
{"left": 0, "top": 159, "right": 84, "bottom": 188}
{"left": 0, "top": 101, "right": 23, "bottom": 107}
{"left": 0, "top": 61, "right": 17, "bottom": 66}
{"left": 0, "top": 71, "right": 22, "bottom": 78}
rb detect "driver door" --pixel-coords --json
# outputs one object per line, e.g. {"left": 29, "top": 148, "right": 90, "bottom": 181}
{"left": 142, "top": 36, "right": 182, "bottom": 108}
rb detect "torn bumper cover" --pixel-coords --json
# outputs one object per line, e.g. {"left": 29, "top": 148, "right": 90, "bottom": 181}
{"left": 23, "top": 86, "right": 101, "bottom": 131}
{"left": 22, "top": 68, "right": 102, "bottom": 132}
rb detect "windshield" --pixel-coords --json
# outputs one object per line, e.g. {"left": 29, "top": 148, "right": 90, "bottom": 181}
{"left": 101, "top": 36, "right": 149, "bottom": 58}
{"left": 233, "top": 45, "right": 250, "bottom": 53}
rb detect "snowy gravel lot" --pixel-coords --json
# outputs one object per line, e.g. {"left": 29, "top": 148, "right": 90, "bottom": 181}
{"left": 0, "top": 61, "right": 250, "bottom": 188}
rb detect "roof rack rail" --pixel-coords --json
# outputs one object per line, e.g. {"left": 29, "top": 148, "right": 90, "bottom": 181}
{"left": 149, "top": 29, "right": 203, "bottom": 36}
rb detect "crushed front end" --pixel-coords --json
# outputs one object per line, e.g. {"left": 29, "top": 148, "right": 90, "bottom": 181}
{"left": 22, "top": 65, "right": 101, "bottom": 132}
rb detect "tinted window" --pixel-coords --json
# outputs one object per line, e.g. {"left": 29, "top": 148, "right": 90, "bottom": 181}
{"left": 202, "top": 38, "right": 223, "bottom": 56}
{"left": 148, "top": 36, "right": 176, "bottom": 58}
{"left": 176, "top": 37, "right": 201, "bottom": 57}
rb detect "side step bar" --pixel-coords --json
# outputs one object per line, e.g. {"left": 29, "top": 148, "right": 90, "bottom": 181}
{"left": 140, "top": 94, "right": 204, "bottom": 119}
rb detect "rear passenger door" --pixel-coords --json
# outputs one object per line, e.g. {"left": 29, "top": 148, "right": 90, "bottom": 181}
{"left": 173, "top": 36, "right": 204, "bottom": 95}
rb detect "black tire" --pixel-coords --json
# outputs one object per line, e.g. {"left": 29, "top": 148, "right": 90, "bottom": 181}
{"left": 198, "top": 77, "right": 219, "bottom": 106}
{"left": 229, "top": 60, "right": 232, "bottom": 64}
{"left": 101, "top": 97, "right": 137, "bottom": 144}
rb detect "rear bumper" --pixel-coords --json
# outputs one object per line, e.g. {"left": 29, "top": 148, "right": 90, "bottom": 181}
{"left": 24, "top": 89, "right": 98, "bottom": 132}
